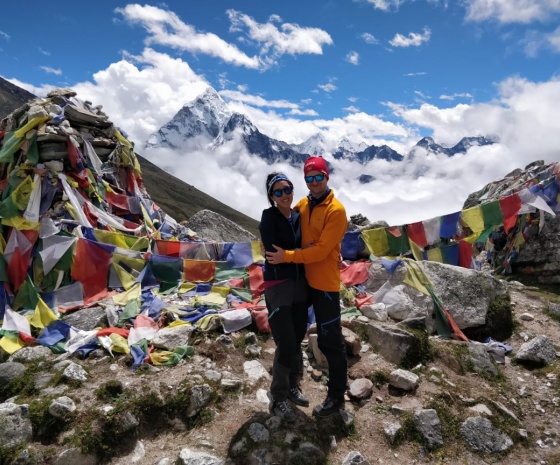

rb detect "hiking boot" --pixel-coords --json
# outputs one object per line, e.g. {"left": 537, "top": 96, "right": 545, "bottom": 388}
{"left": 288, "top": 386, "right": 309, "bottom": 407}
{"left": 312, "top": 396, "right": 344, "bottom": 419}
{"left": 270, "top": 400, "right": 297, "bottom": 422}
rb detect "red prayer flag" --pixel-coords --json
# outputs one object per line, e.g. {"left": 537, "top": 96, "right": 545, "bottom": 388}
{"left": 248, "top": 263, "right": 264, "bottom": 299}
{"left": 183, "top": 259, "right": 216, "bottom": 282}
{"left": 71, "top": 238, "right": 111, "bottom": 303}
{"left": 458, "top": 240, "right": 473, "bottom": 269}
{"left": 406, "top": 222, "right": 428, "bottom": 248}
{"left": 499, "top": 193, "right": 522, "bottom": 233}
{"left": 340, "top": 261, "right": 370, "bottom": 286}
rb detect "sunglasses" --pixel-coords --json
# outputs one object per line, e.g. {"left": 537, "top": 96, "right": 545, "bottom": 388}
{"left": 304, "top": 174, "right": 325, "bottom": 183}
{"left": 272, "top": 186, "right": 293, "bottom": 197}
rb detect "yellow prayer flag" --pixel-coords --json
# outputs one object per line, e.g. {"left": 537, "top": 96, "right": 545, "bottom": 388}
{"left": 196, "top": 292, "right": 226, "bottom": 306}
{"left": 94, "top": 229, "right": 129, "bottom": 249}
{"left": 112, "top": 262, "right": 137, "bottom": 291}
{"left": 402, "top": 258, "right": 433, "bottom": 296}
{"left": 461, "top": 206, "right": 485, "bottom": 233}
{"left": 463, "top": 231, "right": 481, "bottom": 244}
{"left": 426, "top": 247, "right": 443, "bottom": 263}
{"left": 251, "top": 241, "right": 265, "bottom": 263}
{"left": 112, "top": 283, "right": 141, "bottom": 305}
{"left": 408, "top": 238, "right": 424, "bottom": 261}
{"left": 178, "top": 283, "right": 196, "bottom": 294}
{"left": 513, "top": 232, "right": 525, "bottom": 251}
{"left": 361, "top": 228, "right": 390, "bottom": 257}
{"left": 2, "top": 216, "right": 41, "bottom": 231}
{"left": 11, "top": 176, "right": 34, "bottom": 210}
{"left": 0, "top": 335, "right": 25, "bottom": 354}
{"left": 28, "top": 298, "right": 58, "bottom": 329}
{"left": 168, "top": 319, "right": 191, "bottom": 328}
{"left": 13, "top": 116, "right": 50, "bottom": 138}
{"left": 0, "top": 233, "right": 5, "bottom": 253}
{"left": 109, "top": 333, "right": 130, "bottom": 354}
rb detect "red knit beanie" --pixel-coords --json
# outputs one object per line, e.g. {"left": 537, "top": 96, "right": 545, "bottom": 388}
{"left": 303, "top": 156, "right": 329, "bottom": 178}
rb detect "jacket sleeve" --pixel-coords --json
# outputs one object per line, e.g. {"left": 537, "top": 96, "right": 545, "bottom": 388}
{"left": 259, "top": 210, "right": 278, "bottom": 253}
{"left": 284, "top": 206, "right": 347, "bottom": 264}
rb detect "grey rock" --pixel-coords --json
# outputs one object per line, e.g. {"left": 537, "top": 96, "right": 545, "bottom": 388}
{"left": 245, "top": 344, "right": 262, "bottom": 358}
{"left": 187, "top": 209, "right": 257, "bottom": 243}
{"left": 177, "top": 447, "right": 224, "bottom": 465}
{"left": 54, "top": 447, "right": 96, "bottom": 465}
{"left": 187, "top": 384, "right": 214, "bottom": 418}
{"left": 151, "top": 325, "right": 194, "bottom": 350}
{"left": 61, "top": 306, "right": 107, "bottom": 331}
{"left": 0, "top": 402, "right": 33, "bottom": 448}
{"left": 62, "top": 362, "right": 88, "bottom": 382}
{"left": 10, "top": 448, "right": 36, "bottom": 465}
{"left": 514, "top": 335, "right": 556, "bottom": 365}
{"left": 342, "top": 326, "right": 362, "bottom": 355}
{"left": 48, "top": 396, "right": 76, "bottom": 418}
{"left": 288, "top": 442, "right": 325, "bottom": 465}
{"left": 8, "top": 346, "right": 52, "bottom": 362}
{"left": 414, "top": 409, "right": 443, "bottom": 449}
{"left": 468, "top": 343, "right": 499, "bottom": 377}
{"left": 307, "top": 333, "right": 328, "bottom": 367}
{"left": 247, "top": 422, "right": 269, "bottom": 442}
{"left": 348, "top": 378, "right": 374, "bottom": 399}
{"left": 363, "top": 323, "right": 420, "bottom": 366}
{"left": 0, "top": 362, "right": 26, "bottom": 386}
{"left": 389, "top": 369, "right": 419, "bottom": 391}
{"left": 461, "top": 416, "right": 513, "bottom": 452}
{"left": 243, "top": 360, "right": 270, "bottom": 382}
{"left": 343, "top": 451, "right": 371, "bottom": 464}
{"left": 204, "top": 370, "right": 222, "bottom": 383}
{"left": 383, "top": 421, "right": 402, "bottom": 445}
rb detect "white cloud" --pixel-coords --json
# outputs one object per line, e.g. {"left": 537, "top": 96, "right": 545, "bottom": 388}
{"left": 343, "top": 105, "right": 360, "bottom": 113}
{"left": 219, "top": 89, "right": 299, "bottom": 110}
{"left": 115, "top": 4, "right": 260, "bottom": 69}
{"left": 439, "top": 92, "right": 473, "bottom": 101}
{"left": 38, "top": 47, "right": 50, "bottom": 56}
{"left": 40, "top": 66, "right": 62, "bottom": 75}
{"left": 549, "top": 26, "right": 560, "bottom": 51}
{"left": 0, "top": 30, "right": 9, "bottom": 40}
{"left": 226, "top": 9, "right": 333, "bottom": 59}
{"left": 345, "top": 51, "right": 360, "bottom": 65}
{"left": 465, "top": 0, "right": 560, "bottom": 24}
{"left": 361, "top": 32, "right": 378, "bottom": 44}
{"left": 404, "top": 71, "right": 427, "bottom": 76}
{"left": 348, "top": 97, "right": 358, "bottom": 102}
{"left": 364, "top": 0, "right": 405, "bottom": 11}
{"left": 289, "top": 108, "right": 319, "bottom": 116}
{"left": 390, "top": 27, "right": 432, "bottom": 47}
{"left": 318, "top": 83, "right": 337, "bottom": 92}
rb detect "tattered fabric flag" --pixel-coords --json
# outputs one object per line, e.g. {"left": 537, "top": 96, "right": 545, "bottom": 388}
{"left": 248, "top": 263, "right": 264, "bottom": 299}
{"left": 426, "top": 247, "right": 443, "bottom": 263}
{"left": 0, "top": 285, "right": 10, "bottom": 320}
{"left": 341, "top": 230, "right": 366, "bottom": 260}
{"left": 226, "top": 242, "right": 254, "bottom": 268}
{"left": 461, "top": 205, "right": 485, "bottom": 233}
{"left": 183, "top": 259, "right": 216, "bottom": 283}
{"left": 12, "top": 276, "right": 39, "bottom": 312}
{"left": 113, "top": 282, "right": 141, "bottom": 306}
{"left": 406, "top": 222, "right": 428, "bottom": 248}
{"left": 251, "top": 241, "right": 265, "bottom": 263}
{"left": 39, "top": 234, "right": 77, "bottom": 276}
{"left": 0, "top": 131, "right": 25, "bottom": 163}
{"left": 71, "top": 238, "right": 112, "bottom": 303}
{"left": 2, "top": 305, "right": 32, "bottom": 337}
{"left": 37, "top": 320, "right": 73, "bottom": 347}
{"left": 150, "top": 345, "right": 194, "bottom": 366}
{"left": 441, "top": 243, "right": 459, "bottom": 266}
{"left": 518, "top": 188, "right": 556, "bottom": 216}
{"left": 22, "top": 174, "right": 42, "bottom": 222}
{"left": 386, "top": 226, "right": 409, "bottom": 256}
{"left": 5, "top": 229, "right": 39, "bottom": 291}
{"left": 426, "top": 285, "right": 469, "bottom": 342}
{"left": 361, "top": 228, "right": 390, "bottom": 257}
{"left": 408, "top": 238, "right": 426, "bottom": 262}
{"left": 154, "top": 239, "right": 182, "bottom": 257}
{"left": 340, "top": 261, "right": 371, "bottom": 287}
{"left": 148, "top": 255, "right": 182, "bottom": 284}
{"left": 105, "top": 189, "right": 130, "bottom": 211}
{"left": 439, "top": 211, "right": 461, "bottom": 239}
{"left": 481, "top": 200, "right": 503, "bottom": 228}
{"left": 28, "top": 297, "right": 58, "bottom": 330}
{"left": 458, "top": 240, "right": 473, "bottom": 269}
{"left": 11, "top": 175, "right": 34, "bottom": 211}
{"left": 422, "top": 217, "right": 441, "bottom": 245}
{"left": 499, "top": 193, "right": 522, "bottom": 233}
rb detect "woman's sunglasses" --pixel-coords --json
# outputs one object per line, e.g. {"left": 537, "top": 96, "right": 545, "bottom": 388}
{"left": 304, "top": 174, "right": 325, "bottom": 183}
{"left": 272, "top": 186, "right": 294, "bottom": 197}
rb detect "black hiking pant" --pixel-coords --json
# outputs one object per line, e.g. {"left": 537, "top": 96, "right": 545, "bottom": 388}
{"left": 310, "top": 287, "right": 348, "bottom": 400}
{"left": 265, "top": 279, "right": 309, "bottom": 402}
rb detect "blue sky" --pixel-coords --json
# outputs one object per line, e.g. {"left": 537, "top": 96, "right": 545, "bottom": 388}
{"left": 1, "top": 1, "right": 560, "bottom": 224}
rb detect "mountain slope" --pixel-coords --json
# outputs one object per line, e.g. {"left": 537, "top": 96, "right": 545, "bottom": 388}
{"left": 137, "top": 154, "right": 259, "bottom": 236}
{"left": 0, "top": 76, "right": 36, "bottom": 118}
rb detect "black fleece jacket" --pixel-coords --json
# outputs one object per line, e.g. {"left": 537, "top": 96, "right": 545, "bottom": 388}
{"left": 259, "top": 206, "right": 306, "bottom": 282}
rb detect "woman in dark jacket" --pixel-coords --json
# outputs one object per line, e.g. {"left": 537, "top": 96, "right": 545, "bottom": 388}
{"left": 259, "top": 172, "right": 309, "bottom": 423}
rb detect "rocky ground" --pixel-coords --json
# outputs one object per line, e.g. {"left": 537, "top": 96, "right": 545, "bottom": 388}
{"left": 1, "top": 280, "right": 559, "bottom": 465}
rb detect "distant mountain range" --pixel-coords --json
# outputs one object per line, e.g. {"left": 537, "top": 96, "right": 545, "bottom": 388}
{"left": 145, "top": 86, "right": 497, "bottom": 168}
{"left": 0, "top": 76, "right": 36, "bottom": 118}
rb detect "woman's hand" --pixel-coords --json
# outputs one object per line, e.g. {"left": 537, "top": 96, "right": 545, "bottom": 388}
{"left": 265, "top": 244, "right": 286, "bottom": 264}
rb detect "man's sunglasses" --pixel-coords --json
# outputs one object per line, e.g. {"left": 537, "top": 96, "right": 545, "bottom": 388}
{"left": 304, "top": 174, "right": 325, "bottom": 183}
{"left": 272, "top": 186, "right": 294, "bottom": 197}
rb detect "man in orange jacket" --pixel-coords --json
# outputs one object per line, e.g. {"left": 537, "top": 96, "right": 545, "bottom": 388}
{"left": 265, "top": 156, "right": 348, "bottom": 418}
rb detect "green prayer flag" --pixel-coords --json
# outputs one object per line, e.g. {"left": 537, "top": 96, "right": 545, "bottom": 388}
{"left": 481, "top": 200, "right": 503, "bottom": 228}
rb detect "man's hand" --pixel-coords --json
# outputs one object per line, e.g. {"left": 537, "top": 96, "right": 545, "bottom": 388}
{"left": 265, "top": 244, "right": 286, "bottom": 264}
